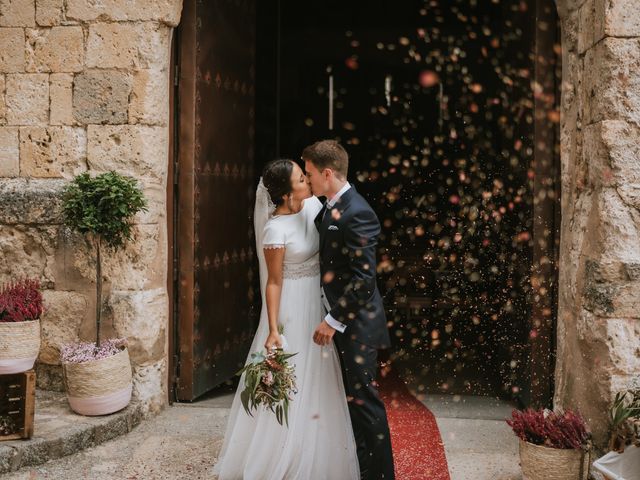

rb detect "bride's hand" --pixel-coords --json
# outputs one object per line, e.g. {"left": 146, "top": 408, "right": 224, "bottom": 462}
{"left": 265, "top": 331, "right": 283, "bottom": 352}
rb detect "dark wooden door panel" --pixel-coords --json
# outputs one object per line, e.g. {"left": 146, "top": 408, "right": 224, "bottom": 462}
{"left": 176, "top": 0, "right": 258, "bottom": 401}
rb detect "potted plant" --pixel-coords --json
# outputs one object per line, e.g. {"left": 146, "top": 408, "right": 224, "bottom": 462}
{"left": 60, "top": 171, "right": 147, "bottom": 416}
{"left": 507, "top": 408, "right": 592, "bottom": 480}
{"left": 0, "top": 279, "right": 43, "bottom": 374}
{"left": 592, "top": 383, "right": 640, "bottom": 480}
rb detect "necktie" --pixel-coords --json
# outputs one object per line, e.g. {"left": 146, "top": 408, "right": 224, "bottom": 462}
{"left": 322, "top": 202, "right": 331, "bottom": 221}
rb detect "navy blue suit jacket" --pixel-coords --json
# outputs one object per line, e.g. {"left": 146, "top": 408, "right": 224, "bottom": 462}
{"left": 314, "top": 186, "right": 391, "bottom": 349}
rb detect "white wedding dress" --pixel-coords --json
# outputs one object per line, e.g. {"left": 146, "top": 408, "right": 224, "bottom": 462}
{"left": 213, "top": 193, "right": 359, "bottom": 480}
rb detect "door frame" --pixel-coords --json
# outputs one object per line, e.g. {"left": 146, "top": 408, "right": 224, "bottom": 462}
{"left": 168, "top": 0, "right": 197, "bottom": 402}
{"left": 167, "top": 0, "right": 561, "bottom": 405}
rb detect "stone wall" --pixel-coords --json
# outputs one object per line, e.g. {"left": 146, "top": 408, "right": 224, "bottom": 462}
{"left": 0, "top": 0, "right": 182, "bottom": 414}
{"left": 555, "top": 0, "right": 640, "bottom": 445}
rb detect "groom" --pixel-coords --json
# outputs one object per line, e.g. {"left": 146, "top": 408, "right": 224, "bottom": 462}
{"left": 304, "top": 140, "right": 395, "bottom": 480}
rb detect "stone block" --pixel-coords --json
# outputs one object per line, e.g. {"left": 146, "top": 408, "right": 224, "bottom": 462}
{"left": 49, "top": 73, "right": 73, "bottom": 125}
{"left": 0, "top": 225, "right": 58, "bottom": 285}
{"left": 129, "top": 69, "right": 169, "bottom": 126}
{"left": 584, "top": 121, "right": 640, "bottom": 209}
{"left": 108, "top": 288, "right": 167, "bottom": 365}
{"left": 557, "top": 0, "right": 589, "bottom": 18}
{"left": 623, "top": 263, "right": 640, "bottom": 280}
{"left": 0, "top": 0, "right": 36, "bottom": 27}
{"left": 39, "top": 289, "right": 89, "bottom": 364}
{"left": 584, "top": 281, "right": 640, "bottom": 318}
{"left": 583, "top": 258, "right": 626, "bottom": 284}
{"left": 19, "top": 126, "right": 87, "bottom": 178}
{"left": 137, "top": 182, "right": 167, "bottom": 224}
{"left": 73, "top": 70, "right": 132, "bottom": 125}
{"left": 136, "top": 23, "right": 171, "bottom": 71}
{"left": 0, "top": 178, "right": 65, "bottom": 224}
{"left": 105, "top": 224, "right": 166, "bottom": 290}
{"left": 604, "top": 0, "right": 640, "bottom": 38}
{"left": 132, "top": 358, "right": 166, "bottom": 414}
{"left": 26, "top": 26, "right": 84, "bottom": 73}
{"left": 5, "top": 73, "right": 49, "bottom": 125}
{"left": 583, "top": 38, "right": 640, "bottom": 126}
{"left": 67, "top": 224, "right": 165, "bottom": 291}
{"left": 66, "top": 0, "right": 182, "bottom": 26}
{"left": 605, "top": 318, "right": 640, "bottom": 375}
{"left": 86, "top": 22, "right": 171, "bottom": 70}
{"left": 35, "top": 362, "right": 64, "bottom": 390}
{"left": 87, "top": 125, "right": 167, "bottom": 184}
{"left": 597, "top": 188, "right": 640, "bottom": 262}
{"left": 0, "top": 126, "right": 19, "bottom": 176}
{"left": 0, "top": 28, "right": 25, "bottom": 73}
{"left": 0, "top": 74, "right": 6, "bottom": 124}
{"left": 585, "top": 121, "right": 640, "bottom": 184}
{"left": 610, "top": 374, "right": 640, "bottom": 396}
{"left": 577, "top": 0, "right": 605, "bottom": 55}
{"left": 35, "top": 0, "right": 65, "bottom": 26}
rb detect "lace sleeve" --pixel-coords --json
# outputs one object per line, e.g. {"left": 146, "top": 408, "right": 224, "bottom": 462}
{"left": 262, "top": 221, "right": 286, "bottom": 249}
{"left": 264, "top": 244, "right": 285, "bottom": 249}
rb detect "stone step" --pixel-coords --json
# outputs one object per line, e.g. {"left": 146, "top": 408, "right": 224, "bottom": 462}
{"left": 0, "top": 389, "right": 145, "bottom": 475}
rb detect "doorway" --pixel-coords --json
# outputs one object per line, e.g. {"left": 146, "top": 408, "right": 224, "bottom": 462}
{"left": 171, "top": 0, "right": 560, "bottom": 406}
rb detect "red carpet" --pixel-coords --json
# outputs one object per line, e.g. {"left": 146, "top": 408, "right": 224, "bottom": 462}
{"left": 379, "top": 369, "right": 451, "bottom": 480}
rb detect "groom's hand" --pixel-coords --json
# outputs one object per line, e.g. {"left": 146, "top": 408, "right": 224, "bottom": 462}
{"left": 313, "top": 320, "right": 336, "bottom": 346}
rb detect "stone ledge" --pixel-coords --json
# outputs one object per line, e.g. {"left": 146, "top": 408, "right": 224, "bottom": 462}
{"left": 0, "top": 389, "right": 146, "bottom": 474}
{"left": 0, "top": 178, "right": 65, "bottom": 225}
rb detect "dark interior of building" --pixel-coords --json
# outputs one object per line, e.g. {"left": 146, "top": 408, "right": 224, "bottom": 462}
{"left": 252, "top": 0, "right": 561, "bottom": 404}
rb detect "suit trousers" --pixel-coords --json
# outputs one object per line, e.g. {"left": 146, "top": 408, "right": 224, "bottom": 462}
{"left": 333, "top": 334, "right": 395, "bottom": 480}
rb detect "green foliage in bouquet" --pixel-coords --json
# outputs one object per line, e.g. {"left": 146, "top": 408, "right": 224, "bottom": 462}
{"left": 237, "top": 349, "right": 298, "bottom": 427}
{"left": 62, "top": 171, "right": 147, "bottom": 348}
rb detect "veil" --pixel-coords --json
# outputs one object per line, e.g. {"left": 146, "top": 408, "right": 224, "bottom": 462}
{"left": 254, "top": 177, "right": 276, "bottom": 312}
{"left": 253, "top": 178, "right": 289, "bottom": 350}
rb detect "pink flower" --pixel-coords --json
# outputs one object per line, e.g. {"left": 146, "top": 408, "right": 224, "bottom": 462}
{"left": 262, "top": 371, "right": 274, "bottom": 386}
{"left": 60, "top": 338, "right": 127, "bottom": 364}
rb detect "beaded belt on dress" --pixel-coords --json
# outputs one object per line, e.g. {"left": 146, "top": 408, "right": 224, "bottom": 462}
{"left": 282, "top": 259, "right": 320, "bottom": 279}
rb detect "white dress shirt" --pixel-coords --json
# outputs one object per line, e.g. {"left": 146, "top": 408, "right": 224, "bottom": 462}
{"left": 322, "top": 183, "right": 351, "bottom": 333}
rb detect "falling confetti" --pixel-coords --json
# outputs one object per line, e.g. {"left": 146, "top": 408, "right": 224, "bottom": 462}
{"left": 281, "top": 0, "right": 561, "bottom": 402}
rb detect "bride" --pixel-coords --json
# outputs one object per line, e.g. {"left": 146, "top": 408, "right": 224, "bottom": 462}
{"left": 213, "top": 159, "right": 359, "bottom": 480}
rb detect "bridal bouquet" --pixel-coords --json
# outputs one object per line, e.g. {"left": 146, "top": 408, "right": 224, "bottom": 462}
{"left": 237, "top": 334, "right": 298, "bottom": 427}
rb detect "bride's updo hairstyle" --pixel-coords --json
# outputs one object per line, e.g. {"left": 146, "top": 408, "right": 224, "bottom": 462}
{"left": 262, "top": 159, "right": 294, "bottom": 207}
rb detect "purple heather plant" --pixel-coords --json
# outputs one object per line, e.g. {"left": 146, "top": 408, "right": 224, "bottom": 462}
{"left": 0, "top": 278, "right": 44, "bottom": 323}
{"left": 507, "top": 408, "right": 591, "bottom": 450}
{"left": 61, "top": 338, "right": 127, "bottom": 364}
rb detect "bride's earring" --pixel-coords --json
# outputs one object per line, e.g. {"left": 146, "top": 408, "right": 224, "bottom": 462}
{"left": 287, "top": 195, "right": 294, "bottom": 213}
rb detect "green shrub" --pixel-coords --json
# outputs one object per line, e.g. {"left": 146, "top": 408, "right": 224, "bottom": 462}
{"left": 62, "top": 171, "right": 147, "bottom": 348}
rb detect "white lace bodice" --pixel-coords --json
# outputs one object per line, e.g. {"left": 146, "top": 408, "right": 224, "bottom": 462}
{"left": 262, "top": 196, "right": 323, "bottom": 279}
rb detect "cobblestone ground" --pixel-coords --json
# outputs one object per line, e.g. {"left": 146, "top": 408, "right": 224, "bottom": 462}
{"left": 2, "top": 391, "right": 522, "bottom": 480}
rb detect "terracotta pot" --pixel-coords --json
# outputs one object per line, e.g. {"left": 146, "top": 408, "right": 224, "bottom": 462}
{"left": 62, "top": 347, "right": 133, "bottom": 416}
{"left": 519, "top": 439, "right": 591, "bottom": 480}
{"left": 0, "top": 319, "right": 41, "bottom": 374}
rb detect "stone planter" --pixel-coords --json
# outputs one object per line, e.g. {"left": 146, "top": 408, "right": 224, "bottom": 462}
{"left": 0, "top": 320, "right": 41, "bottom": 374}
{"left": 519, "top": 439, "right": 591, "bottom": 480}
{"left": 62, "top": 347, "right": 133, "bottom": 416}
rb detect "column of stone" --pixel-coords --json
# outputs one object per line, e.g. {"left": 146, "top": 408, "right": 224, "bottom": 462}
{"left": 555, "top": 0, "right": 640, "bottom": 446}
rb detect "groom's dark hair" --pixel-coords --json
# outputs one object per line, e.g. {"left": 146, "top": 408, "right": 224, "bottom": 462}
{"left": 302, "top": 140, "right": 348, "bottom": 179}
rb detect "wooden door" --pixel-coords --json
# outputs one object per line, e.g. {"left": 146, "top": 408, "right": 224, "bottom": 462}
{"left": 174, "top": 0, "right": 258, "bottom": 401}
